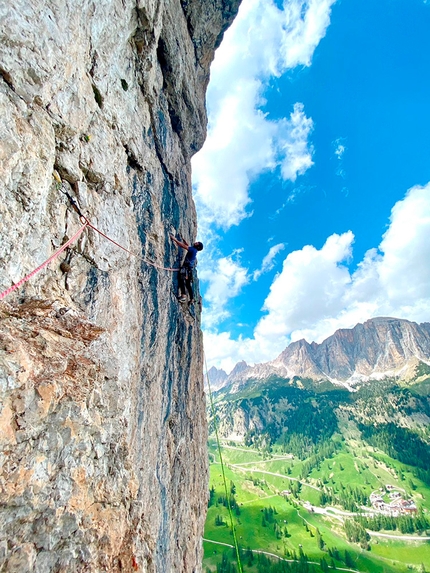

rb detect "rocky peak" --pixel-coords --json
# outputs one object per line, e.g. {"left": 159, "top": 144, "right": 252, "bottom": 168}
{"left": 229, "top": 359, "right": 248, "bottom": 375}
{"left": 222, "top": 318, "right": 430, "bottom": 392}
{"left": 225, "top": 359, "right": 248, "bottom": 382}
{"left": 277, "top": 338, "right": 312, "bottom": 363}
{"left": 206, "top": 365, "right": 228, "bottom": 390}
{"left": 316, "top": 317, "right": 430, "bottom": 380}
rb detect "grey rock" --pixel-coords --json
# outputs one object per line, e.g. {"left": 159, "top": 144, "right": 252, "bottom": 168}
{"left": 0, "top": 0, "right": 240, "bottom": 571}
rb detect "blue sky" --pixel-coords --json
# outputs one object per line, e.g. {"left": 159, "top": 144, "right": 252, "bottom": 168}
{"left": 191, "top": 0, "right": 430, "bottom": 372}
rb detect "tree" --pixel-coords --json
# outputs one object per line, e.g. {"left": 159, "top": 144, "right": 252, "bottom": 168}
{"left": 344, "top": 519, "right": 370, "bottom": 550}
{"left": 262, "top": 515, "right": 267, "bottom": 527}
{"left": 208, "top": 485, "right": 216, "bottom": 507}
{"left": 344, "top": 550, "right": 354, "bottom": 568}
{"left": 217, "top": 552, "right": 237, "bottom": 573}
{"left": 316, "top": 528, "right": 324, "bottom": 551}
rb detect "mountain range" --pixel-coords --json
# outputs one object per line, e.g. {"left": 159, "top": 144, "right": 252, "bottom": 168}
{"left": 208, "top": 317, "right": 430, "bottom": 393}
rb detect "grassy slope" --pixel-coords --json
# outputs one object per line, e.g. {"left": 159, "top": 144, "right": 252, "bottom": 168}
{"left": 203, "top": 441, "right": 430, "bottom": 573}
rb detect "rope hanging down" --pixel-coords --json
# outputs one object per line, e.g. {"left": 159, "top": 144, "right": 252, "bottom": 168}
{"left": 0, "top": 186, "right": 180, "bottom": 301}
{"left": 204, "top": 352, "right": 244, "bottom": 573}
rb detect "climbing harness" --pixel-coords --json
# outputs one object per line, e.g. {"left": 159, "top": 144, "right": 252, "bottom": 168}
{"left": 0, "top": 180, "right": 180, "bottom": 301}
{"left": 204, "top": 352, "right": 244, "bottom": 573}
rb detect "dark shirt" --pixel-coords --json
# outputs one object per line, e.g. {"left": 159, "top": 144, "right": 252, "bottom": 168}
{"left": 184, "top": 245, "right": 198, "bottom": 268}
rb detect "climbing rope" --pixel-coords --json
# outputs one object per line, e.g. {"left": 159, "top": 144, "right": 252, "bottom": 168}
{"left": 204, "top": 352, "right": 244, "bottom": 573}
{"left": 0, "top": 221, "right": 88, "bottom": 301}
{"left": 57, "top": 182, "right": 180, "bottom": 272}
{"left": 0, "top": 180, "right": 181, "bottom": 300}
{"left": 83, "top": 216, "right": 179, "bottom": 271}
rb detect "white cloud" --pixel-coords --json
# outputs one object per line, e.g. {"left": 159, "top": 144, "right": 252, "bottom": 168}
{"left": 192, "top": 91, "right": 275, "bottom": 229}
{"left": 335, "top": 145, "right": 345, "bottom": 158}
{"left": 203, "top": 330, "right": 284, "bottom": 374}
{"left": 253, "top": 242, "right": 286, "bottom": 280}
{"left": 255, "top": 231, "right": 354, "bottom": 342}
{"left": 278, "top": 103, "right": 314, "bottom": 181}
{"left": 193, "top": 100, "right": 313, "bottom": 229}
{"left": 333, "top": 138, "right": 346, "bottom": 160}
{"left": 333, "top": 136, "right": 347, "bottom": 181}
{"left": 376, "top": 183, "right": 430, "bottom": 307}
{"left": 204, "top": 183, "right": 430, "bottom": 372}
{"left": 192, "top": 0, "right": 336, "bottom": 229}
{"left": 258, "top": 183, "right": 430, "bottom": 343}
{"left": 278, "top": 0, "right": 336, "bottom": 69}
{"left": 199, "top": 251, "right": 249, "bottom": 328}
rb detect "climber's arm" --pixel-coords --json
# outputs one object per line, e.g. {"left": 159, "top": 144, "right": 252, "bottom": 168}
{"left": 170, "top": 235, "right": 189, "bottom": 250}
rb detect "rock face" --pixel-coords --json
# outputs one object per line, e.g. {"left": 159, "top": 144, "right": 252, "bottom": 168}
{"left": 224, "top": 318, "right": 430, "bottom": 391}
{"left": 0, "top": 1, "right": 240, "bottom": 571}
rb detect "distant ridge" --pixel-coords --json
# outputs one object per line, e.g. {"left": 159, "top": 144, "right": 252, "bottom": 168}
{"left": 206, "top": 365, "right": 228, "bottom": 390}
{"left": 223, "top": 317, "right": 430, "bottom": 392}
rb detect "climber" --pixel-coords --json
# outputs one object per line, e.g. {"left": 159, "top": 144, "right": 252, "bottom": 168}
{"left": 170, "top": 234, "right": 203, "bottom": 304}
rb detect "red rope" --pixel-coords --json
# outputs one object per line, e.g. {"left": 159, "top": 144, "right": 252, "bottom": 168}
{"left": 84, "top": 218, "right": 135, "bottom": 256}
{"left": 0, "top": 212, "right": 180, "bottom": 301}
{"left": 0, "top": 221, "right": 88, "bottom": 301}
{"left": 141, "top": 258, "right": 180, "bottom": 272}
{"left": 84, "top": 218, "right": 180, "bottom": 272}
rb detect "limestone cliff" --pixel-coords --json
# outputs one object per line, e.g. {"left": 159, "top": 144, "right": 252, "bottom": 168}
{"left": 0, "top": 1, "right": 240, "bottom": 571}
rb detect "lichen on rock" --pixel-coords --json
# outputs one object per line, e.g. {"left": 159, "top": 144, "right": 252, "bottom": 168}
{"left": 0, "top": 0, "right": 240, "bottom": 571}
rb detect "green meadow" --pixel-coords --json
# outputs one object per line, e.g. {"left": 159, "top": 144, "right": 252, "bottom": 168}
{"left": 203, "top": 440, "right": 430, "bottom": 573}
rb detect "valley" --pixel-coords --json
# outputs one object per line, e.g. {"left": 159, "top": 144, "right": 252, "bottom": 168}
{"left": 203, "top": 439, "right": 430, "bottom": 572}
{"left": 203, "top": 377, "right": 430, "bottom": 573}
{"left": 203, "top": 319, "right": 430, "bottom": 572}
